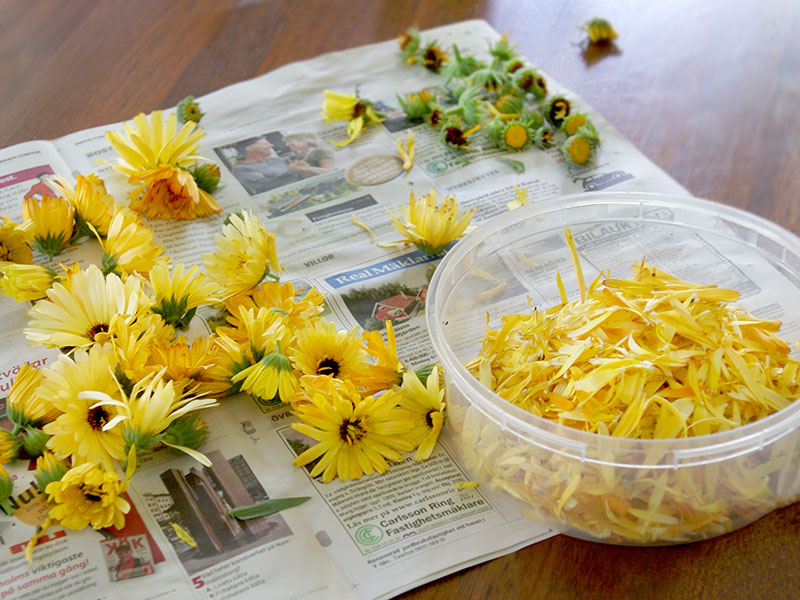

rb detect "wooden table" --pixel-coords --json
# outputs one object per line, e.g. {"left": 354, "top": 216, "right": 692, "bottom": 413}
{"left": 2, "top": 1, "right": 798, "bottom": 598}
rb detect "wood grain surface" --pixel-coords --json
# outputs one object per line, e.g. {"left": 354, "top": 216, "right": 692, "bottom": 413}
{"left": 1, "top": 1, "right": 798, "bottom": 598}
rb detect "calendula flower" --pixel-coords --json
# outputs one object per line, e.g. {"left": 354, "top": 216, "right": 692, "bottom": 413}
{"left": 45, "top": 462, "right": 130, "bottom": 530}
{"left": 439, "top": 118, "right": 482, "bottom": 150}
{"left": 41, "top": 344, "right": 126, "bottom": 465}
{"left": 0, "top": 466, "right": 14, "bottom": 515}
{"left": 291, "top": 377, "right": 414, "bottom": 482}
{"left": 105, "top": 110, "right": 221, "bottom": 220}
{"left": 128, "top": 164, "right": 222, "bottom": 220}
{"left": 203, "top": 211, "right": 282, "bottom": 299}
{"left": 421, "top": 43, "right": 448, "bottom": 73}
{"left": 546, "top": 96, "right": 572, "bottom": 128}
{"left": 190, "top": 163, "right": 221, "bottom": 194}
{"left": 197, "top": 334, "right": 254, "bottom": 397}
{"left": 7, "top": 363, "right": 61, "bottom": 429}
{"left": 387, "top": 189, "right": 476, "bottom": 256}
{"left": 0, "top": 430, "right": 20, "bottom": 465}
{"left": 232, "top": 340, "right": 297, "bottom": 403}
{"left": 291, "top": 320, "right": 368, "bottom": 383}
{"left": 224, "top": 280, "right": 324, "bottom": 333}
{"left": 111, "top": 313, "right": 174, "bottom": 387}
{"left": 582, "top": 17, "right": 618, "bottom": 44}
{"left": 50, "top": 174, "right": 115, "bottom": 237}
{"left": 488, "top": 34, "right": 519, "bottom": 62}
{"left": 34, "top": 451, "right": 68, "bottom": 492}
{"left": 0, "top": 262, "right": 57, "bottom": 302}
{"left": 0, "top": 217, "right": 33, "bottom": 264}
{"left": 176, "top": 95, "right": 205, "bottom": 124}
{"left": 397, "top": 90, "right": 435, "bottom": 120}
{"left": 24, "top": 264, "right": 147, "bottom": 349}
{"left": 21, "top": 427, "right": 50, "bottom": 457}
{"left": 322, "top": 90, "right": 385, "bottom": 146}
{"left": 533, "top": 126, "right": 555, "bottom": 149}
{"left": 398, "top": 366, "right": 445, "bottom": 460}
{"left": 469, "top": 66, "right": 511, "bottom": 94}
{"left": 499, "top": 120, "right": 531, "bottom": 151}
{"left": 22, "top": 196, "right": 74, "bottom": 259}
{"left": 150, "top": 262, "right": 218, "bottom": 328}
{"left": 82, "top": 369, "right": 217, "bottom": 454}
{"left": 397, "top": 131, "right": 415, "bottom": 171}
{"left": 442, "top": 44, "right": 483, "bottom": 81}
{"left": 494, "top": 94, "right": 524, "bottom": 115}
{"left": 562, "top": 134, "right": 594, "bottom": 164}
{"left": 563, "top": 113, "right": 589, "bottom": 136}
{"left": 162, "top": 413, "right": 208, "bottom": 450}
{"left": 515, "top": 68, "right": 547, "bottom": 99}
{"left": 101, "top": 210, "right": 164, "bottom": 276}
{"left": 146, "top": 335, "right": 217, "bottom": 397}
{"left": 397, "top": 27, "right": 421, "bottom": 63}
{"left": 357, "top": 320, "right": 405, "bottom": 394}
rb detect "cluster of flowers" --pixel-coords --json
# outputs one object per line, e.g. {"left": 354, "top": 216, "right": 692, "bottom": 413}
{"left": 0, "top": 108, "right": 447, "bottom": 561}
{"left": 395, "top": 30, "right": 601, "bottom": 164}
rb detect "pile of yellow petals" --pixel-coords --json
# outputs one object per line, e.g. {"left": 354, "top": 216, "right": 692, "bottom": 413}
{"left": 463, "top": 243, "right": 800, "bottom": 543}
{"left": 385, "top": 188, "right": 476, "bottom": 256}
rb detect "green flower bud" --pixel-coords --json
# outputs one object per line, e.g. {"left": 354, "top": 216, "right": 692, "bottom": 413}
{"left": 21, "top": 427, "right": 49, "bottom": 458}
{"left": 35, "top": 452, "right": 68, "bottom": 493}
{"left": 176, "top": 95, "right": 205, "bottom": 124}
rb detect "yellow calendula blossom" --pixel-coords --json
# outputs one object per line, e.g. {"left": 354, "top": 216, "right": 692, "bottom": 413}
{"left": 105, "top": 110, "right": 221, "bottom": 220}
{"left": 0, "top": 430, "right": 19, "bottom": 465}
{"left": 101, "top": 210, "right": 164, "bottom": 277}
{"left": 582, "top": 17, "right": 618, "bottom": 44}
{"left": 146, "top": 335, "right": 218, "bottom": 397}
{"left": 50, "top": 174, "right": 116, "bottom": 237}
{"left": 197, "top": 334, "right": 255, "bottom": 397}
{"left": 203, "top": 211, "right": 282, "bottom": 299}
{"left": 22, "top": 195, "right": 74, "bottom": 260}
{"left": 397, "top": 366, "right": 445, "bottom": 461}
{"left": 386, "top": 189, "right": 476, "bottom": 256}
{"left": 231, "top": 338, "right": 297, "bottom": 403}
{"left": 322, "top": 90, "right": 385, "bottom": 146}
{"left": 357, "top": 320, "right": 405, "bottom": 395}
{"left": 0, "top": 217, "right": 33, "bottom": 264}
{"left": 34, "top": 451, "right": 69, "bottom": 492}
{"left": 562, "top": 134, "right": 593, "bottom": 165}
{"left": 81, "top": 369, "right": 217, "bottom": 454}
{"left": 224, "top": 280, "right": 324, "bottom": 333}
{"left": 41, "top": 344, "right": 126, "bottom": 466}
{"left": 7, "top": 363, "right": 60, "bottom": 429}
{"left": 0, "top": 262, "right": 57, "bottom": 302}
{"left": 24, "top": 264, "right": 147, "bottom": 349}
{"left": 150, "top": 261, "right": 218, "bottom": 328}
{"left": 291, "top": 319, "right": 368, "bottom": 383}
{"left": 291, "top": 377, "right": 414, "bottom": 483}
{"left": 45, "top": 462, "right": 130, "bottom": 530}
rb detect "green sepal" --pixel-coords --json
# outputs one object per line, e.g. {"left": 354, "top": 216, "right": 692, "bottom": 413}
{"left": 191, "top": 163, "right": 220, "bottom": 194}
{"left": 162, "top": 414, "right": 209, "bottom": 450}
{"left": 101, "top": 252, "right": 119, "bottom": 276}
{"left": 21, "top": 427, "right": 49, "bottom": 458}
{"left": 228, "top": 496, "right": 311, "bottom": 520}
{"left": 33, "top": 232, "right": 70, "bottom": 261}
{"left": 177, "top": 95, "right": 205, "bottom": 124}
{"left": 151, "top": 295, "right": 196, "bottom": 329}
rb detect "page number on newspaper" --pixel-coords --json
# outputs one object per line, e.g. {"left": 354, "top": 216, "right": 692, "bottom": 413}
{"left": 192, "top": 576, "right": 205, "bottom": 589}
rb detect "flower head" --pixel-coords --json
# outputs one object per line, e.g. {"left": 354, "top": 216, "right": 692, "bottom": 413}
{"left": 203, "top": 211, "right": 282, "bottom": 299}
{"left": 150, "top": 262, "right": 218, "bottom": 328}
{"left": 398, "top": 367, "right": 445, "bottom": 461}
{"left": 7, "top": 363, "right": 61, "bottom": 429}
{"left": 421, "top": 43, "right": 448, "bottom": 73}
{"left": 357, "top": 320, "right": 405, "bottom": 394}
{"left": 101, "top": 210, "right": 164, "bottom": 276}
{"left": 291, "top": 320, "right": 367, "bottom": 383}
{"left": 582, "top": 17, "right": 618, "bottom": 44}
{"left": 322, "top": 91, "right": 385, "bottom": 146}
{"left": 35, "top": 451, "right": 69, "bottom": 491}
{"left": 41, "top": 344, "right": 126, "bottom": 465}
{"left": 224, "top": 280, "right": 324, "bottom": 333}
{"left": 500, "top": 120, "right": 531, "bottom": 151}
{"left": 291, "top": 377, "right": 414, "bottom": 482}
{"left": 45, "top": 462, "right": 130, "bottom": 530}
{"left": 515, "top": 68, "right": 547, "bottom": 99}
{"left": 562, "top": 134, "right": 594, "bottom": 164}
{"left": 396, "top": 90, "right": 435, "bottom": 121}
{"left": 22, "top": 196, "right": 74, "bottom": 259}
{"left": 128, "top": 165, "right": 221, "bottom": 220}
{"left": 25, "top": 264, "right": 147, "bottom": 349}
{"left": 146, "top": 335, "right": 217, "bottom": 397}
{"left": 176, "top": 95, "right": 205, "bottom": 124}
{"left": 0, "top": 262, "right": 57, "bottom": 302}
{"left": 387, "top": 189, "right": 476, "bottom": 256}
{"left": 50, "top": 174, "right": 116, "bottom": 237}
{"left": 0, "top": 430, "right": 20, "bottom": 465}
{"left": 546, "top": 96, "right": 572, "bottom": 128}
{"left": 231, "top": 339, "right": 297, "bottom": 403}
{"left": 0, "top": 217, "right": 33, "bottom": 264}
{"left": 162, "top": 413, "right": 209, "bottom": 449}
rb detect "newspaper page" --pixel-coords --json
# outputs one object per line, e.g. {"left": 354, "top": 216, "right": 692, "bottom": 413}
{"left": 4, "top": 18, "right": 792, "bottom": 600}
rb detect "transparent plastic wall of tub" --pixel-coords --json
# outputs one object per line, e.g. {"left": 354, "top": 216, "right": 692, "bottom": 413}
{"left": 427, "top": 192, "right": 800, "bottom": 545}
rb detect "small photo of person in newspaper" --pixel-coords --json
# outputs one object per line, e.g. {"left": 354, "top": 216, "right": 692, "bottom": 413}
{"left": 104, "top": 536, "right": 155, "bottom": 582}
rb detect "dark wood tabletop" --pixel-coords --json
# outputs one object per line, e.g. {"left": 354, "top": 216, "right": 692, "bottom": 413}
{"left": 2, "top": 1, "right": 798, "bottom": 598}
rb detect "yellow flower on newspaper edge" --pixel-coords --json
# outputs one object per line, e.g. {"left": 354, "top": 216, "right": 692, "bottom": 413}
{"left": 291, "top": 377, "right": 413, "bottom": 483}
{"left": 45, "top": 462, "right": 130, "bottom": 530}
{"left": 291, "top": 319, "right": 368, "bottom": 383}
{"left": 41, "top": 344, "right": 126, "bottom": 465}
{"left": 0, "top": 217, "right": 33, "bottom": 264}
{"left": 7, "top": 363, "right": 60, "bottom": 429}
{"left": 0, "top": 262, "right": 57, "bottom": 302}
{"left": 150, "top": 262, "right": 219, "bottom": 329}
{"left": 50, "top": 174, "right": 116, "bottom": 237}
{"left": 101, "top": 210, "right": 164, "bottom": 277}
{"left": 202, "top": 211, "right": 282, "bottom": 299}
{"left": 398, "top": 366, "right": 445, "bottom": 461}
{"left": 387, "top": 189, "right": 476, "bottom": 256}
{"left": 322, "top": 90, "right": 385, "bottom": 147}
{"left": 357, "top": 320, "right": 405, "bottom": 395}
{"left": 22, "top": 196, "right": 74, "bottom": 260}
{"left": 24, "top": 264, "right": 146, "bottom": 349}
{"left": 128, "top": 165, "right": 221, "bottom": 220}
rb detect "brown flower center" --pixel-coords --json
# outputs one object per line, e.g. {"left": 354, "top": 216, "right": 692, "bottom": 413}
{"left": 87, "top": 406, "right": 109, "bottom": 430}
{"left": 316, "top": 358, "right": 341, "bottom": 377}
{"left": 339, "top": 418, "right": 364, "bottom": 444}
{"left": 87, "top": 322, "right": 109, "bottom": 341}
{"left": 353, "top": 102, "right": 367, "bottom": 119}
{"left": 445, "top": 127, "right": 468, "bottom": 146}
{"left": 81, "top": 484, "right": 102, "bottom": 502}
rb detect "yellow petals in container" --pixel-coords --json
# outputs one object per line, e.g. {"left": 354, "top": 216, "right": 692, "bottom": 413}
{"left": 427, "top": 192, "right": 800, "bottom": 545}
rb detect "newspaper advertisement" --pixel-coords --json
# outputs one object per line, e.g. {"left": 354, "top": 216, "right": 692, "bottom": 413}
{"left": 0, "top": 17, "right": 768, "bottom": 600}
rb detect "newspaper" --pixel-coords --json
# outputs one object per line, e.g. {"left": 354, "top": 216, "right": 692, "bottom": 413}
{"left": 0, "top": 18, "right": 724, "bottom": 600}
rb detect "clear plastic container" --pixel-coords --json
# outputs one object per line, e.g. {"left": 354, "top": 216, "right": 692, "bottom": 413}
{"left": 426, "top": 191, "right": 800, "bottom": 545}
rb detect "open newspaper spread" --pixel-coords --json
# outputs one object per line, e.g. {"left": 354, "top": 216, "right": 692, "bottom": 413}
{"left": 0, "top": 19, "right": 716, "bottom": 600}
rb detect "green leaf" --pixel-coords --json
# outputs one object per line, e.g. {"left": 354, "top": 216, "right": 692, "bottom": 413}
{"left": 227, "top": 496, "right": 311, "bottom": 520}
